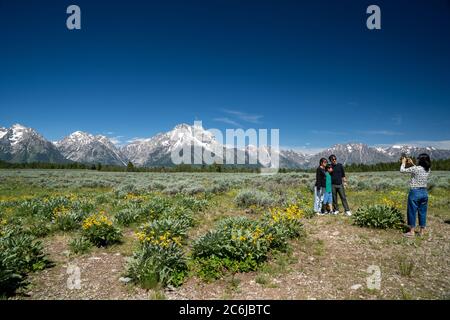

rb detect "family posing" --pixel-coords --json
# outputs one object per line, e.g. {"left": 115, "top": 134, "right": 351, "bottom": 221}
{"left": 313, "top": 153, "right": 432, "bottom": 237}
{"left": 314, "top": 155, "right": 351, "bottom": 216}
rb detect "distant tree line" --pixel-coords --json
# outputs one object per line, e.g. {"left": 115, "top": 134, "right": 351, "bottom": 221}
{"left": 278, "top": 158, "right": 450, "bottom": 173}
{"left": 1, "top": 159, "right": 450, "bottom": 172}
{"left": 0, "top": 160, "right": 260, "bottom": 173}
{"left": 344, "top": 158, "right": 450, "bottom": 172}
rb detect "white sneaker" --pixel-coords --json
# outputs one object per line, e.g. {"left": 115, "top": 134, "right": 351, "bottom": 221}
{"left": 345, "top": 211, "right": 352, "bottom": 216}
{"left": 333, "top": 210, "right": 340, "bottom": 215}
{"left": 316, "top": 212, "right": 324, "bottom": 216}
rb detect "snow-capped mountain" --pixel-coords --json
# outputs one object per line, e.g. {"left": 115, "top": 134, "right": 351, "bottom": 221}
{"left": 1, "top": 123, "right": 450, "bottom": 167}
{"left": 279, "top": 149, "right": 310, "bottom": 168}
{"left": 244, "top": 146, "right": 310, "bottom": 169}
{"left": 382, "top": 145, "right": 450, "bottom": 160}
{"left": 55, "top": 131, "right": 127, "bottom": 166}
{"left": 122, "top": 123, "right": 226, "bottom": 167}
{"left": 0, "top": 124, "right": 67, "bottom": 163}
{"left": 122, "top": 124, "right": 284, "bottom": 168}
{"left": 307, "top": 143, "right": 392, "bottom": 167}
{"left": 304, "top": 143, "right": 450, "bottom": 168}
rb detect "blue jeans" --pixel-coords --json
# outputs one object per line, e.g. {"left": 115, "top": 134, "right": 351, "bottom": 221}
{"left": 407, "top": 188, "right": 428, "bottom": 228}
{"left": 314, "top": 187, "right": 324, "bottom": 212}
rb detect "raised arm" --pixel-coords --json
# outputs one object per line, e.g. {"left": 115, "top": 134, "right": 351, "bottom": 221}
{"left": 400, "top": 158, "right": 417, "bottom": 173}
{"left": 400, "top": 163, "right": 413, "bottom": 173}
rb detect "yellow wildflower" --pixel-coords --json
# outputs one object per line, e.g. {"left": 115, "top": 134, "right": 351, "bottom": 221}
{"left": 82, "top": 212, "right": 113, "bottom": 230}
{"left": 135, "top": 231, "right": 146, "bottom": 242}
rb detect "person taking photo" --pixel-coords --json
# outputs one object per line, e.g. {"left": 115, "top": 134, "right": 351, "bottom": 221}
{"left": 400, "top": 153, "right": 431, "bottom": 237}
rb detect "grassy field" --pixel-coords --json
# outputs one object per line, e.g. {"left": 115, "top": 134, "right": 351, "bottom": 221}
{"left": 0, "top": 169, "right": 449, "bottom": 300}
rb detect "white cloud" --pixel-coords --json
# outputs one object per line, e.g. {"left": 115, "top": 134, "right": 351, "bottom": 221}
{"left": 213, "top": 117, "right": 241, "bottom": 127}
{"left": 358, "top": 130, "right": 404, "bottom": 136}
{"left": 126, "top": 137, "right": 151, "bottom": 144}
{"left": 310, "top": 130, "right": 348, "bottom": 135}
{"left": 222, "top": 109, "right": 263, "bottom": 124}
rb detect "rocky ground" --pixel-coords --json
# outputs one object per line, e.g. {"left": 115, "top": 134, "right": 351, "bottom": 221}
{"left": 21, "top": 213, "right": 450, "bottom": 300}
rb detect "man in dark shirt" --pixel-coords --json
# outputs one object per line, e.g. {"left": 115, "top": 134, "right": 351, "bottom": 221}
{"left": 329, "top": 155, "right": 351, "bottom": 216}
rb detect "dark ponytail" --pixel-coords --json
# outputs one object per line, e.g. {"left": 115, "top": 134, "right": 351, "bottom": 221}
{"left": 417, "top": 153, "right": 431, "bottom": 172}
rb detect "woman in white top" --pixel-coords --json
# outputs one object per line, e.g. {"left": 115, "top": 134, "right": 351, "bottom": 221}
{"left": 400, "top": 153, "right": 431, "bottom": 237}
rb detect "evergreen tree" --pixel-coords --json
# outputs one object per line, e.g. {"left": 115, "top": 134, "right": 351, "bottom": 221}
{"left": 127, "top": 161, "right": 135, "bottom": 172}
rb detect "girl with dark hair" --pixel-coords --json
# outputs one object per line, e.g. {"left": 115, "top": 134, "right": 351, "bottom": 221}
{"left": 400, "top": 153, "right": 431, "bottom": 237}
{"left": 314, "top": 158, "right": 327, "bottom": 214}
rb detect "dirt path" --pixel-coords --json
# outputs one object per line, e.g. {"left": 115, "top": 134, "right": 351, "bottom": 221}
{"left": 24, "top": 234, "right": 151, "bottom": 300}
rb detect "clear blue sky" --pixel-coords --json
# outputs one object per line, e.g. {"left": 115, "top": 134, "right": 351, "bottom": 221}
{"left": 1, "top": 0, "right": 449, "bottom": 151}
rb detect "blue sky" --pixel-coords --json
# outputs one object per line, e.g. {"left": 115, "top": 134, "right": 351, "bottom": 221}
{"left": 1, "top": 0, "right": 450, "bottom": 152}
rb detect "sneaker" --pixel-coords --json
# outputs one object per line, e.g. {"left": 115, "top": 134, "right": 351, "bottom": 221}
{"left": 316, "top": 212, "right": 324, "bottom": 216}
{"left": 333, "top": 210, "right": 340, "bottom": 215}
{"left": 345, "top": 211, "right": 352, "bottom": 216}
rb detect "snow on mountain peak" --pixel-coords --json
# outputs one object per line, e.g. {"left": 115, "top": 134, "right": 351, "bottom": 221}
{"left": 174, "top": 123, "right": 194, "bottom": 131}
{"left": 55, "top": 131, "right": 126, "bottom": 166}
{"left": 0, "top": 127, "right": 7, "bottom": 139}
{"left": 63, "top": 131, "right": 113, "bottom": 147}
{"left": 97, "top": 135, "right": 111, "bottom": 143}
{"left": 328, "top": 143, "right": 367, "bottom": 153}
{"left": 58, "top": 131, "right": 96, "bottom": 146}
{"left": 71, "top": 130, "right": 90, "bottom": 137}
{"left": 0, "top": 124, "right": 67, "bottom": 163}
{"left": 9, "top": 123, "right": 38, "bottom": 145}
{"left": 11, "top": 123, "right": 28, "bottom": 130}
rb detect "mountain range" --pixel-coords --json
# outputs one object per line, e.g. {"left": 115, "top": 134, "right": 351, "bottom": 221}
{"left": 54, "top": 131, "right": 127, "bottom": 167}
{"left": 0, "top": 124, "right": 68, "bottom": 164}
{"left": 1, "top": 123, "right": 449, "bottom": 169}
